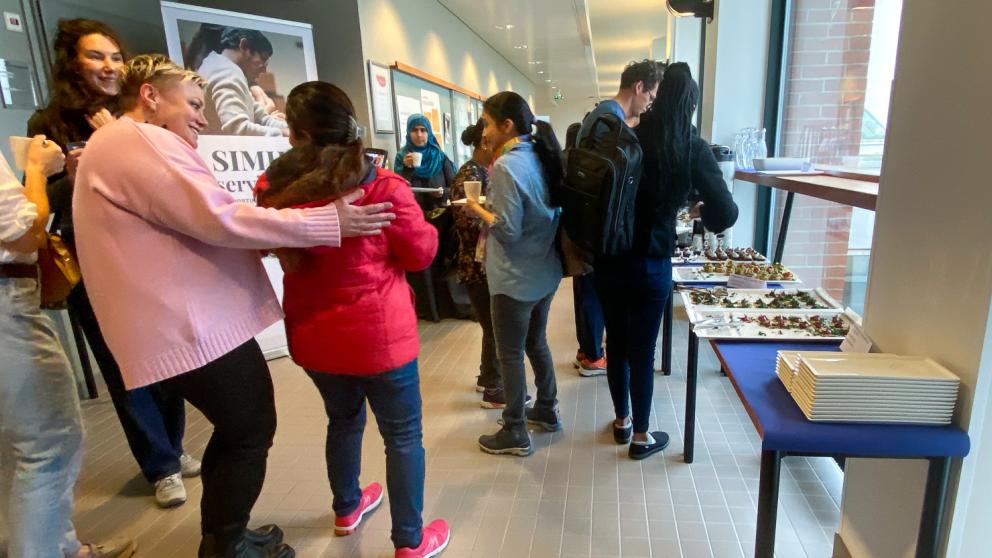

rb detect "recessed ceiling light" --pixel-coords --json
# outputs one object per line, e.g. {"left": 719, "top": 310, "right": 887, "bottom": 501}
{"left": 494, "top": 25, "right": 504, "bottom": 30}
{"left": 545, "top": 79, "right": 552, "bottom": 83}
{"left": 504, "top": 24, "right": 515, "bottom": 29}
{"left": 537, "top": 70, "right": 544, "bottom": 74}
{"left": 513, "top": 44, "right": 528, "bottom": 49}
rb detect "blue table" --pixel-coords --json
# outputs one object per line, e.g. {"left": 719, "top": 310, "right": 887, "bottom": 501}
{"left": 711, "top": 340, "right": 970, "bottom": 558}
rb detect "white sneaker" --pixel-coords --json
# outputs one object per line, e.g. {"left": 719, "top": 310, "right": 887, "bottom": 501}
{"left": 180, "top": 452, "right": 202, "bottom": 478}
{"left": 154, "top": 473, "right": 187, "bottom": 508}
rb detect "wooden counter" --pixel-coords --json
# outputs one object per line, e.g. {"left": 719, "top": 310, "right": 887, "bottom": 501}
{"left": 735, "top": 170, "right": 879, "bottom": 211}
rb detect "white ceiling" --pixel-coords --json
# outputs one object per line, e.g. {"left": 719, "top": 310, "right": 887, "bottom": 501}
{"left": 588, "top": 0, "right": 670, "bottom": 93}
{"left": 437, "top": 0, "right": 669, "bottom": 107}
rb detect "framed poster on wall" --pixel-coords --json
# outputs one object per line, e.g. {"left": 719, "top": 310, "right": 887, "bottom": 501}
{"left": 368, "top": 61, "right": 394, "bottom": 133}
{"left": 160, "top": 1, "right": 319, "bottom": 359}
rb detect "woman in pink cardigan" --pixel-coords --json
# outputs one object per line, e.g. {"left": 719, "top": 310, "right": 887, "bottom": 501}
{"left": 72, "top": 55, "right": 394, "bottom": 558}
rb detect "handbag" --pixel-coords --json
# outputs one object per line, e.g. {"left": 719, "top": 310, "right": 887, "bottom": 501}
{"left": 37, "top": 233, "right": 81, "bottom": 309}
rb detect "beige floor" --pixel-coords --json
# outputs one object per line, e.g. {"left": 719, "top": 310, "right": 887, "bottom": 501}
{"left": 69, "top": 282, "right": 842, "bottom": 558}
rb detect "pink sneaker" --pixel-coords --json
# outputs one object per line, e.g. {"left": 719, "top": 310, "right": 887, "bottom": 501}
{"left": 334, "top": 482, "right": 384, "bottom": 536}
{"left": 394, "top": 519, "right": 450, "bottom": 558}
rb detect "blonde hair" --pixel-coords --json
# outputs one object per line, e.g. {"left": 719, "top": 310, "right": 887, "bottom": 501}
{"left": 119, "top": 54, "right": 205, "bottom": 110}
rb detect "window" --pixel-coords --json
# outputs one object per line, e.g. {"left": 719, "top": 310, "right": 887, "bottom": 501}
{"left": 769, "top": 0, "right": 902, "bottom": 313}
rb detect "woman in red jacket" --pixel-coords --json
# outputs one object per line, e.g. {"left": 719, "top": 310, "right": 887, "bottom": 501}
{"left": 256, "top": 81, "right": 449, "bottom": 558}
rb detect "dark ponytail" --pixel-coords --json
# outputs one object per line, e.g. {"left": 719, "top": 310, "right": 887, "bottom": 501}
{"left": 483, "top": 91, "right": 564, "bottom": 201}
{"left": 258, "top": 81, "right": 367, "bottom": 209}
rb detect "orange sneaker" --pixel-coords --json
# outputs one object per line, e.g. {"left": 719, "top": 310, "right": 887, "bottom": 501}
{"left": 578, "top": 354, "right": 607, "bottom": 377}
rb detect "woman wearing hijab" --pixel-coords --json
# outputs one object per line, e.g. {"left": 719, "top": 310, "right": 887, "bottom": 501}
{"left": 394, "top": 114, "right": 455, "bottom": 211}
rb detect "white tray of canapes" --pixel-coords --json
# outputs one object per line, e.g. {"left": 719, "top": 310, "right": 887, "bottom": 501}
{"left": 686, "top": 308, "right": 861, "bottom": 341}
{"left": 680, "top": 287, "right": 842, "bottom": 314}
{"left": 672, "top": 261, "right": 801, "bottom": 284}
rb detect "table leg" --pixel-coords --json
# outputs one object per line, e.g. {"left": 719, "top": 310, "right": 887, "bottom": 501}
{"left": 661, "top": 287, "right": 673, "bottom": 376}
{"left": 915, "top": 457, "right": 951, "bottom": 558}
{"left": 684, "top": 329, "right": 699, "bottom": 463}
{"left": 755, "top": 450, "right": 783, "bottom": 558}
{"left": 773, "top": 191, "right": 795, "bottom": 264}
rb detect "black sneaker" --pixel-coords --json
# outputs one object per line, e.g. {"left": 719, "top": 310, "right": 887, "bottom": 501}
{"left": 480, "top": 387, "right": 507, "bottom": 409}
{"left": 244, "top": 524, "right": 284, "bottom": 547}
{"left": 613, "top": 419, "right": 633, "bottom": 444}
{"left": 475, "top": 375, "right": 486, "bottom": 393}
{"left": 526, "top": 406, "right": 563, "bottom": 432}
{"left": 479, "top": 426, "right": 533, "bottom": 456}
{"left": 628, "top": 431, "right": 670, "bottom": 461}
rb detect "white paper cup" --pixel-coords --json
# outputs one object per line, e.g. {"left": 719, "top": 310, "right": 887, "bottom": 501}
{"left": 411, "top": 152, "right": 423, "bottom": 167}
{"left": 8, "top": 136, "right": 31, "bottom": 171}
{"left": 464, "top": 181, "right": 482, "bottom": 201}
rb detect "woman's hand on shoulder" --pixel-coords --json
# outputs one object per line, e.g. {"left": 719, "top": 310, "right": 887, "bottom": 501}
{"left": 334, "top": 188, "right": 396, "bottom": 237}
{"left": 85, "top": 108, "right": 115, "bottom": 131}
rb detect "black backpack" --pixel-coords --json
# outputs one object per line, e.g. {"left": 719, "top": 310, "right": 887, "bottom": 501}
{"left": 559, "top": 114, "right": 643, "bottom": 257}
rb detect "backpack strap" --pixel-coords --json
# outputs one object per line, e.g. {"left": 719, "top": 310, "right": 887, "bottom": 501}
{"left": 584, "top": 113, "right": 627, "bottom": 153}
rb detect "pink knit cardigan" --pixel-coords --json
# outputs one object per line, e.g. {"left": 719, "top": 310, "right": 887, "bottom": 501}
{"left": 73, "top": 117, "right": 341, "bottom": 388}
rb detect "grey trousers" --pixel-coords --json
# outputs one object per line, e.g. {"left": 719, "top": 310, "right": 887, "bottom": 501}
{"left": 0, "top": 277, "right": 83, "bottom": 558}
{"left": 491, "top": 292, "right": 558, "bottom": 430}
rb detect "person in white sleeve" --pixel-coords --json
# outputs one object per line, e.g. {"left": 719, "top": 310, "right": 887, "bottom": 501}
{"left": 0, "top": 136, "right": 134, "bottom": 558}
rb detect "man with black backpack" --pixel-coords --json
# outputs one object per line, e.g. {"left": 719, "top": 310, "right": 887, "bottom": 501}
{"left": 562, "top": 60, "right": 664, "bottom": 377}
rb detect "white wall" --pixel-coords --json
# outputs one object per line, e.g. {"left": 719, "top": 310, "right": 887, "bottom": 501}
{"left": 699, "top": 0, "right": 772, "bottom": 250}
{"left": 356, "top": 0, "right": 537, "bottom": 152}
{"left": 535, "top": 97, "right": 596, "bottom": 136}
{"left": 837, "top": 1, "right": 992, "bottom": 555}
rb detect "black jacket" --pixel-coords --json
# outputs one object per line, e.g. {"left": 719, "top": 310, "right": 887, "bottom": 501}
{"left": 397, "top": 155, "right": 456, "bottom": 212}
{"left": 633, "top": 123, "right": 738, "bottom": 258}
{"left": 27, "top": 108, "right": 92, "bottom": 241}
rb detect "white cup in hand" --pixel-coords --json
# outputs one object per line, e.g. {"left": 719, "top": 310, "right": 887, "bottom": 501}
{"left": 411, "top": 152, "right": 423, "bottom": 168}
{"left": 464, "top": 181, "right": 482, "bottom": 201}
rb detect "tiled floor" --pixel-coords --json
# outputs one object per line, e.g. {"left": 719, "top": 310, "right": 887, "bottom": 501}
{"left": 67, "top": 281, "right": 842, "bottom": 557}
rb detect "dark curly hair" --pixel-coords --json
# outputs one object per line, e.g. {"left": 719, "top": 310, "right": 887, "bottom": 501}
{"left": 37, "top": 19, "right": 125, "bottom": 146}
{"left": 460, "top": 117, "right": 485, "bottom": 149}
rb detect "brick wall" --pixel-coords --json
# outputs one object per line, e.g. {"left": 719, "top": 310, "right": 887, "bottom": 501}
{"left": 772, "top": 0, "right": 875, "bottom": 300}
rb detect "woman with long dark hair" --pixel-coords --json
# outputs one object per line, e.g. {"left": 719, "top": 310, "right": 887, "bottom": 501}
{"left": 597, "top": 62, "right": 738, "bottom": 460}
{"left": 256, "top": 81, "right": 449, "bottom": 558}
{"left": 27, "top": 18, "right": 199, "bottom": 509}
{"left": 466, "top": 92, "right": 564, "bottom": 456}
{"left": 450, "top": 119, "right": 503, "bottom": 405}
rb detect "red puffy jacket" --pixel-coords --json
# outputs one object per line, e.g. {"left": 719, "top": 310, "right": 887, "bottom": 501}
{"left": 261, "top": 169, "right": 438, "bottom": 375}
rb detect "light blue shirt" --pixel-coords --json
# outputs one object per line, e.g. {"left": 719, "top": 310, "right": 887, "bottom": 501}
{"left": 485, "top": 140, "right": 562, "bottom": 301}
{"left": 576, "top": 99, "right": 626, "bottom": 146}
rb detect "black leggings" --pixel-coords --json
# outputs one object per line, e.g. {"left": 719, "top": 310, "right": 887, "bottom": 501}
{"left": 160, "top": 339, "right": 276, "bottom": 540}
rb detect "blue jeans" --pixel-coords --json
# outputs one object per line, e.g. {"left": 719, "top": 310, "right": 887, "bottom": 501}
{"left": 595, "top": 256, "right": 672, "bottom": 433}
{"left": 306, "top": 360, "right": 425, "bottom": 549}
{"left": 572, "top": 272, "right": 605, "bottom": 360}
{"left": 68, "top": 282, "right": 185, "bottom": 483}
{"left": 0, "top": 278, "right": 83, "bottom": 558}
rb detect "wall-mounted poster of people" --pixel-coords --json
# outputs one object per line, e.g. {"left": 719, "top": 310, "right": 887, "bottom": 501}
{"left": 160, "top": 2, "right": 319, "bottom": 358}
{"left": 161, "top": 1, "right": 317, "bottom": 138}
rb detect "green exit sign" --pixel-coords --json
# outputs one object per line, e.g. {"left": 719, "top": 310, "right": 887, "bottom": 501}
{"left": 553, "top": 90, "right": 565, "bottom": 101}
